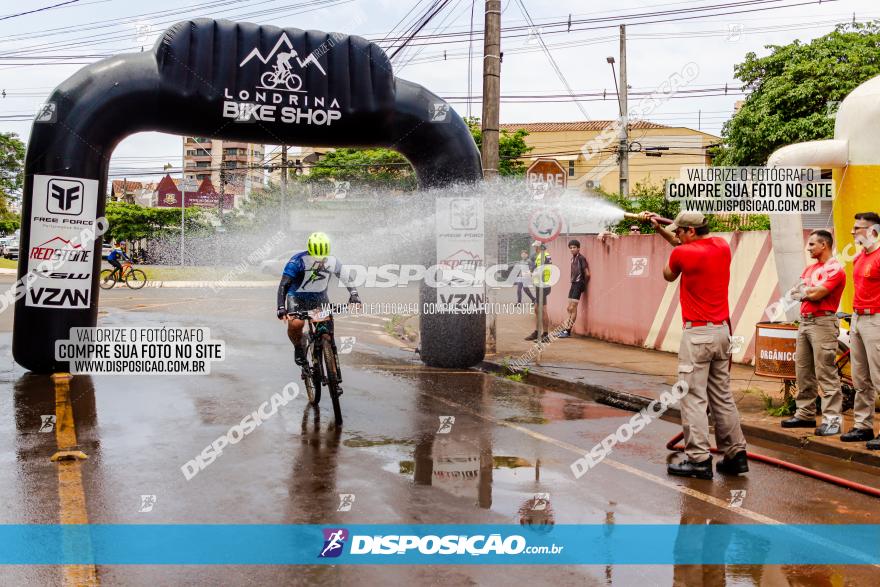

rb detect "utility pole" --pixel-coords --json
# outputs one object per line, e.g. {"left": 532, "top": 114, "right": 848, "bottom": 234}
{"left": 481, "top": 0, "right": 501, "bottom": 179}
{"left": 218, "top": 166, "right": 226, "bottom": 224}
{"left": 618, "top": 24, "right": 629, "bottom": 197}
{"left": 481, "top": 0, "right": 501, "bottom": 354}
{"left": 280, "top": 145, "right": 288, "bottom": 230}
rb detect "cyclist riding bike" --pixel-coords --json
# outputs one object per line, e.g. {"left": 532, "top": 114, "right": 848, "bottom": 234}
{"left": 276, "top": 232, "right": 361, "bottom": 370}
{"left": 107, "top": 243, "right": 131, "bottom": 279}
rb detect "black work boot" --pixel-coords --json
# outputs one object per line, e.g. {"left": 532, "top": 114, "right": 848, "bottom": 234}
{"left": 667, "top": 457, "right": 713, "bottom": 480}
{"left": 716, "top": 450, "right": 749, "bottom": 475}
{"left": 841, "top": 428, "right": 875, "bottom": 442}
{"left": 781, "top": 417, "right": 814, "bottom": 429}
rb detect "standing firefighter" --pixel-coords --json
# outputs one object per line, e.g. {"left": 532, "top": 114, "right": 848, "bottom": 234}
{"left": 842, "top": 212, "right": 880, "bottom": 448}
{"left": 781, "top": 229, "right": 846, "bottom": 435}
{"left": 648, "top": 211, "right": 748, "bottom": 479}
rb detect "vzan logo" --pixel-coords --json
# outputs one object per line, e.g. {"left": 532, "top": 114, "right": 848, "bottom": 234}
{"left": 223, "top": 32, "right": 342, "bottom": 126}
{"left": 47, "top": 179, "right": 84, "bottom": 215}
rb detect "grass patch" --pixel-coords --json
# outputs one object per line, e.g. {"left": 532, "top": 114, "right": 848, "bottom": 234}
{"left": 139, "top": 265, "right": 271, "bottom": 282}
{"left": 760, "top": 381, "right": 796, "bottom": 417}
{"left": 0, "top": 258, "right": 18, "bottom": 269}
{"left": 496, "top": 357, "right": 528, "bottom": 382}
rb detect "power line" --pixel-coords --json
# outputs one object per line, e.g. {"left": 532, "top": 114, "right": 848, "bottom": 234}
{"left": 0, "top": 0, "right": 80, "bottom": 22}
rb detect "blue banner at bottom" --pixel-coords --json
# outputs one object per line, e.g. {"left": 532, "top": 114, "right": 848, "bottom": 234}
{"left": 1, "top": 524, "right": 878, "bottom": 565}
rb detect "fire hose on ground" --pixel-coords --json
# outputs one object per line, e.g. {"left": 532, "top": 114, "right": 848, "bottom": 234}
{"left": 625, "top": 211, "right": 880, "bottom": 497}
{"left": 665, "top": 432, "right": 880, "bottom": 498}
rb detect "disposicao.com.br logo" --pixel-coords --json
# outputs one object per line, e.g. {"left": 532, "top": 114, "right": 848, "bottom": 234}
{"left": 319, "top": 528, "right": 563, "bottom": 559}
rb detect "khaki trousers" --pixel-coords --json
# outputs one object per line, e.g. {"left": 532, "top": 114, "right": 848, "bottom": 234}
{"left": 794, "top": 315, "right": 842, "bottom": 423}
{"left": 850, "top": 313, "right": 880, "bottom": 431}
{"left": 677, "top": 325, "right": 747, "bottom": 461}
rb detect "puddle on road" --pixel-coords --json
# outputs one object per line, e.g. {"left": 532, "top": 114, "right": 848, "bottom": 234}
{"left": 343, "top": 435, "right": 415, "bottom": 448}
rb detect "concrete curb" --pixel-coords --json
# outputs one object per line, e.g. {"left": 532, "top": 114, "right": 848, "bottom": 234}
{"left": 480, "top": 359, "right": 880, "bottom": 469}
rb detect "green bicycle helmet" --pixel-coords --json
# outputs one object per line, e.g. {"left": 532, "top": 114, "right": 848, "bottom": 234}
{"left": 307, "top": 232, "right": 331, "bottom": 257}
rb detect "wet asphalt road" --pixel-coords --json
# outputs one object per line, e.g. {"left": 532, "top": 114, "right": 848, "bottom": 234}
{"left": 2, "top": 281, "right": 880, "bottom": 585}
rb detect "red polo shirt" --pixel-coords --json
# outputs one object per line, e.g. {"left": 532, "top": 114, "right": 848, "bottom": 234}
{"left": 800, "top": 258, "right": 846, "bottom": 315}
{"left": 853, "top": 246, "right": 880, "bottom": 311}
{"left": 669, "top": 236, "right": 730, "bottom": 324}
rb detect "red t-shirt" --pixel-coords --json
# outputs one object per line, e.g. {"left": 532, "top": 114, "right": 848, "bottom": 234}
{"left": 669, "top": 237, "right": 730, "bottom": 324}
{"left": 800, "top": 258, "right": 846, "bottom": 314}
{"left": 853, "top": 246, "right": 880, "bottom": 311}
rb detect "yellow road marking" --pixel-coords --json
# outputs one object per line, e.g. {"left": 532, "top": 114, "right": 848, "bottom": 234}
{"left": 51, "top": 373, "right": 99, "bottom": 587}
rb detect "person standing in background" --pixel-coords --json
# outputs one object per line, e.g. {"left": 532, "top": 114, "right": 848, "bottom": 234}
{"left": 781, "top": 230, "right": 846, "bottom": 436}
{"left": 514, "top": 249, "right": 535, "bottom": 305}
{"left": 558, "top": 239, "right": 589, "bottom": 338}
{"left": 841, "top": 212, "right": 880, "bottom": 448}
{"left": 525, "top": 241, "right": 552, "bottom": 342}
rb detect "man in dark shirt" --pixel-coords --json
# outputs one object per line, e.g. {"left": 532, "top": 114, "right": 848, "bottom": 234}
{"left": 558, "top": 239, "right": 589, "bottom": 338}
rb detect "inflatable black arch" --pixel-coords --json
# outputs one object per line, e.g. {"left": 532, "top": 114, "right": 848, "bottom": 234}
{"left": 13, "top": 19, "right": 485, "bottom": 373}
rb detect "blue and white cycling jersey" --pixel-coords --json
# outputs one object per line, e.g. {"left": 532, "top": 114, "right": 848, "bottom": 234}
{"left": 280, "top": 251, "right": 345, "bottom": 302}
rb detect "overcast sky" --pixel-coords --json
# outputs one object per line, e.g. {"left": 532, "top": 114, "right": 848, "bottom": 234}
{"left": 2, "top": 0, "right": 878, "bottom": 182}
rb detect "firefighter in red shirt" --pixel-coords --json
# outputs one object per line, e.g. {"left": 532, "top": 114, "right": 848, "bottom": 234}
{"left": 649, "top": 211, "right": 748, "bottom": 479}
{"left": 841, "top": 212, "right": 880, "bottom": 448}
{"left": 781, "top": 230, "right": 847, "bottom": 435}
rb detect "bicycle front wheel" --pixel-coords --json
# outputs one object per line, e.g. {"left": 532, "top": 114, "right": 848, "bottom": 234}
{"left": 99, "top": 269, "right": 117, "bottom": 290}
{"left": 322, "top": 336, "right": 342, "bottom": 426}
{"left": 125, "top": 269, "right": 148, "bottom": 289}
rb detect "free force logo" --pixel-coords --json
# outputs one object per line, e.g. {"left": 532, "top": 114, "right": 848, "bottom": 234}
{"left": 27, "top": 175, "right": 99, "bottom": 310}
{"left": 47, "top": 179, "right": 84, "bottom": 215}
{"left": 319, "top": 528, "right": 348, "bottom": 558}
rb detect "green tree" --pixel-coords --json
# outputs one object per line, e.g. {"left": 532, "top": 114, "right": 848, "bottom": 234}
{"left": 713, "top": 21, "right": 880, "bottom": 166}
{"left": 104, "top": 201, "right": 210, "bottom": 242}
{"left": 465, "top": 117, "right": 533, "bottom": 176}
{"left": 0, "top": 132, "right": 25, "bottom": 234}
{"left": 304, "top": 148, "right": 416, "bottom": 190}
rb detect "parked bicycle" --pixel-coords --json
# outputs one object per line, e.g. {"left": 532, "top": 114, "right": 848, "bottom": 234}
{"left": 99, "top": 261, "right": 148, "bottom": 290}
{"left": 291, "top": 304, "right": 347, "bottom": 426}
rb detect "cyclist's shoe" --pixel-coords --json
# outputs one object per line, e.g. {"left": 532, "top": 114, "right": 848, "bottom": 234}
{"left": 540, "top": 334, "right": 551, "bottom": 343}
{"left": 557, "top": 330, "right": 571, "bottom": 338}
{"left": 294, "top": 346, "right": 307, "bottom": 367}
{"left": 524, "top": 330, "right": 538, "bottom": 341}
{"left": 866, "top": 438, "right": 880, "bottom": 450}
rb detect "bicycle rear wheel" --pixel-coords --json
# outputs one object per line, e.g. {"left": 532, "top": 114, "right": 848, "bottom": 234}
{"left": 99, "top": 269, "right": 117, "bottom": 290}
{"left": 322, "top": 336, "right": 342, "bottom": 426}
{"left": 125, "top": 269, "right": 147, "bottom": 289}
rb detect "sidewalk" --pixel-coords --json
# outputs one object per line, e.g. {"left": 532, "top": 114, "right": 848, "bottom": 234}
{"left": 484, "top": 311, "right": 880, "bottom": 469}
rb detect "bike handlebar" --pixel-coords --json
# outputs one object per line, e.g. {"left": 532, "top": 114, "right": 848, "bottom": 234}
{"left": 288, "top": 303, "right": 354, "bottom": 320}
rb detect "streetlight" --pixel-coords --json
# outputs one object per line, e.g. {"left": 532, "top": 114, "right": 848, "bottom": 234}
{"left": 606, "top": 56, "right": 623, "bottom": 115}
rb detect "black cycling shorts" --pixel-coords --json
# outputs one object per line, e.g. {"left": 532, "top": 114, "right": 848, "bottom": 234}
{"left": 286, "top": 295, "right": 325, "bottom": 314}
{"left": 568, "top": 282, "right": 585, "bottom": 301}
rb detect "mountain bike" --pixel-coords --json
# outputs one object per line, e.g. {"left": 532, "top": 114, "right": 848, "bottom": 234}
{"left": 291, "top": 304, "right": 347, "bottom": 426}
{"left": 99, "top": 261, "right": 147, "bottom": 290}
